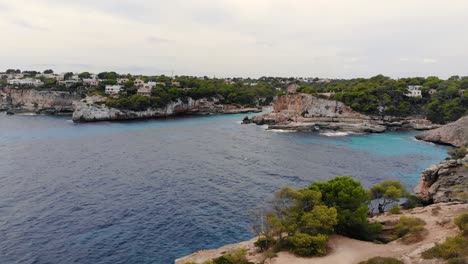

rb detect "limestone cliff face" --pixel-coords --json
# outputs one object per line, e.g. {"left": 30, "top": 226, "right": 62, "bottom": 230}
{"left": 416, "top": 116, "right": 468, "bottom": 147}
{"left": 246, "top": 94, "right": 438, "bottom": 133}
{"left": 72, "top": 97, "right": 261, "bottom": 122}
{"left": 273, "top": 93, "right": 366, "bottom": 119}
{"left": 414, "top": 155, "right": 468, "bottom": 204}
{"left": 0, "top": 87, "right": 80, "bottom": 113}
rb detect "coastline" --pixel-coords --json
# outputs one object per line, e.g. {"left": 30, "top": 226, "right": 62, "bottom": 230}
{"left": 175, "top": 203, "right": 468, "bottom": 264}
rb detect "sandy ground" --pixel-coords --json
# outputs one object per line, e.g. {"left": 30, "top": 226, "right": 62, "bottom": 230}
{"left": 176, "top": 203, "right": 467, "bottom": 264}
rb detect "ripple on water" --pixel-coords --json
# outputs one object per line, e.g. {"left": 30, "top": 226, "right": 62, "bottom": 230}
{"left": 0, "top": 114, "right": 450, "bottom": 263}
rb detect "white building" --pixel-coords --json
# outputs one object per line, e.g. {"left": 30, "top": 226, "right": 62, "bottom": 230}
{"left": 105, "top": 85, "right": 122, "bottom": 94}
{"left": 117, "top": 78, "right": 129, "bottom": 84}
{"left": 406, "top": 85, "right": 422, "bottom": 97}
{"left": 144, "top": 81, "right": 157, "bottom": 89}
{"left": 8, "top": 78, "right": 44, "bottom": 87}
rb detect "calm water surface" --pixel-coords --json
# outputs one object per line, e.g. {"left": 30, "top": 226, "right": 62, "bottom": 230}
{"left": 0, "top": 113, "right": 449, "bottom": 263}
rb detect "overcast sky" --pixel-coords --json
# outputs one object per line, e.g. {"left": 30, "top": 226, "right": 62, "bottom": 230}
{"left": 1, "top": 0, "right": 467, "bottom": 78}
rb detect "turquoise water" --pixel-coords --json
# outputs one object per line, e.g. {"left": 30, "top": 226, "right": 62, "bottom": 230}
{"left": 0, "top": 113, "right": 450, "bottom": 263}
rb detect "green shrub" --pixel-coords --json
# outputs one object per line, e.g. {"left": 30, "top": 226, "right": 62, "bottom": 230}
{"left": 389, "top": 205, "right": 401, "bottom": 214}
{"left": 454, "top": 212, "right": 468, "bottom": 235}
{"left": 401, "top": 195, "right": 423, "bottom": 209}
{"left": 286, "top": 233, "right": 329, "bottom": 257}
{"left": 447, "top": 258, "right": 467, "bottom": 264}
{"left": 358, "top": 256, "right": 403, "bottom": 264}
{"left": 422, "top": 234, "right": 468, "bottom": 261}
{"left": 254, "top": 237, "right": 275, "bottom": 252}
{"left": 309, "top": 176, "right": 376, "bottom": 240}
{"left": 448, "top": 146, "right": 467, "bottom": 159}
{"left": 394, "top": 216, "right": 427, "bottom": 244}
{"left": 211, "top": 248, "right": 253, "bottom": 264}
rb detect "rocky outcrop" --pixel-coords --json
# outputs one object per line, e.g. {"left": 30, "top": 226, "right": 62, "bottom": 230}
{"left": 416, "top": 116, "right": 468, "bottom": 147}
{"left": 244, "top": 94, "right": 439, "bottom": 133}
{"left": 72, "top": 96, "right": 261, "bottom": 122}
{"left": 176, "top": 203, "right": 468, "bottom": 264}
{"left": 0, "top": 87, "right": 80, "bottom": 114}
{"left": 414, "top": 155, "right": 468, "bottom": 204}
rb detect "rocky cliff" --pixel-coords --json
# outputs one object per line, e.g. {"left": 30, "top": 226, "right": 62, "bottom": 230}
{"left": 414, "top": 155, "right": 468, "bottom": 204}
{"left": 72, "top": 96, "right": 261, "bottom": 122}
{"left": 416, "top": 116, "right": 468, "bottom": 147}
{"left": 0, "top": 87, "right": 80, "bottom": 114}
{"left": 244, "top": 94, "right": 439, "bottom": 133}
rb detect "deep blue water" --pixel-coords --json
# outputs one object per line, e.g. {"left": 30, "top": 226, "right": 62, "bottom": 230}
{"left": 0, "top": 113, "right": 449, "bottom": 264}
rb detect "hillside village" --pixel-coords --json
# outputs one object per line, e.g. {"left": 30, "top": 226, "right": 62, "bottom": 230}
{"left": 1, "top": 69, "right": 467, "bottom": 124}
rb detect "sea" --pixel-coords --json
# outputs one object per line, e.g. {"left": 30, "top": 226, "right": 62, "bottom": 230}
{"left": 0, "top": 112, "right": 450, "bottom": 263}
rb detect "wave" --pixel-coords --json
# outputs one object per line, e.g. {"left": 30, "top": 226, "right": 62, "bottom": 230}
{"left": 320, "top": 131, "right": 354, "bottom": 137}
{"left": 267, "top": 129, "right": 295, "bottom": 133}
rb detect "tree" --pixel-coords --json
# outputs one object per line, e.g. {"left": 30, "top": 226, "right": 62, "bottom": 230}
{"left": 78, "top": 72, "right": 91, "bottom": 79}
{"left": 309, "top": 176, "right": 379, "bottom": 240}
{"left": 64, "top": 72, "right": 74, "bottom": 80}
{"left": 370, "top": 180, "right": 408, "bottom": 213}
{"left": 253, "top": 185, "right": 337, "bottom": 256}
{"left": 97, "top": 71, "right": 118, "bottom": 80}
{"left": 43, "top": 69, "right": 54, "bottom": 74}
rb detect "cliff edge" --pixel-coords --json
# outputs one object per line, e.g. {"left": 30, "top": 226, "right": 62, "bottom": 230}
{"left": 0, "top": 87, "right": 80, "bottom": 114}
{"left": 244, "top": 93, "right": 439, "bottom": 133}
{"left": 416, "top": 115, "right": 468, "bottom": 147}
{"left": 72, "top": 96, "right": 261, "bottom": 122}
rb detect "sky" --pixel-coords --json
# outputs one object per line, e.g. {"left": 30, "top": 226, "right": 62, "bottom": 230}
{"left": 0, "top": 0, "right": 468, "bottom": 78}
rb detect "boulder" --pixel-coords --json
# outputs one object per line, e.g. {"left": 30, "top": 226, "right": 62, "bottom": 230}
{"left": 416, "top": 116, "right": 468, "bottom": 147}
{"left": 414, "top": 154, "right": 468, "bottom": 204}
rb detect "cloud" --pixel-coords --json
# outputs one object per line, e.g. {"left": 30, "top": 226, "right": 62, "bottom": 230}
{"left": 0, "top": 0, "right": 467, "bottom": 78}
{"left": 423, "top": 58, "right": 437, "bottom": 64}
{"left": 12, "top": 19, "right": 47, "bottom": 31}
{"left": 145, "top": 37, "right": 174, "bottom": 44}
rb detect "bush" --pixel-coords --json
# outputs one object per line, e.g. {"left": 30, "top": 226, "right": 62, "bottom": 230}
{"left": 286, "top": 233, "right": 329, "bottom": 257}
{"left": 358, "top": 256, "right": 403, "bottom": 264}
{"left": 454, "top": 212, "right": 468, "bottom": 235}
{"left": 210, "top": 248, "right": 253, "bottom": 264}
{"left": 254, "top": 237, "right": 275, "bottom": 252}
{"left": 448, "top": 147, "right": 467, "bottom": 159}
{"left": 309, "top": 176, "right": 376, "bottom": 240}
{"left": 422, "top": 234, "right": 468, "bottom": 261}
{"left": 401, "top": 195, "right": 423, "bottom": 209}
{"left": 394, "top": 216, "right": 427, "bottom": 244}
{"left": 389, "top": 205, "right": 401, "bottom": 214}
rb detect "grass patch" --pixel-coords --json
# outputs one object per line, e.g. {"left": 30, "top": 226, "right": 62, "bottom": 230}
{"left": 358, "top": 256, "right": 403, "bottom": 264}
{"left": 421, "top": 234, "right": 468, "bottom": 261}
{"left": 389, "top": 205, "right": 401, "bottom": 214}
{"left": 394, "top": 216, "right": 427, "bottom": 244}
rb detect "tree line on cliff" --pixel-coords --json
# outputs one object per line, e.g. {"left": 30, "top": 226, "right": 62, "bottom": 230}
{"left": 299, "top": 75, "right": 468, "bottom": 124}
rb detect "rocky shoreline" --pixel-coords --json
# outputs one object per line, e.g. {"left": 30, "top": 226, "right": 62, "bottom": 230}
{"left": 0, "top": 88, "right": 262, "bottom": 121}
{"left": 72, "top": 96, "right": 262, "bottom": 123}
{"left": 416, "top": 115, "right": 468, "bottom": 147}
{"left": 0, "top": 87, "right": 80, "bottom": 115}
{"left": 243, "top": 93, "right": 440, "bottom": 133}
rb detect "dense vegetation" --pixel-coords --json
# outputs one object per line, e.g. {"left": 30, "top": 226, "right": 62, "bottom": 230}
{"left": 2, "top": 69, "right": 467, "bottom": 123}
{"left": 251, "top": 176, "right": 410, "bottom": 257}
{"left": 105, "top": 77, "right": 276, "bottom": 110}
{"left": 422, "top": 213, "right": 468, "bottom": 263}
{"left": 298, "top": 75, "right": 468, "bottom": 124}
